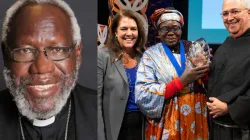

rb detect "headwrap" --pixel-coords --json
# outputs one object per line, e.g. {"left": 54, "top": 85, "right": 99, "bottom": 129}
{"left": 150, "top": 8, "right": 184, "bottom": 28}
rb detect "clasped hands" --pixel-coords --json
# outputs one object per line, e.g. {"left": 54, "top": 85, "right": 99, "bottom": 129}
{"left": 207, "top": 97, "right": 228, "bottom": 118}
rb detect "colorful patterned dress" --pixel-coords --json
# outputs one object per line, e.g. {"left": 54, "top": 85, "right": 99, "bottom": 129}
{"left": 135, "top": 41, "right": 208, "bottom": 140}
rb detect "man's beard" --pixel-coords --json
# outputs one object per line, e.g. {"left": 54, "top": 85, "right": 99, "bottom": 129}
{"left": 3, "top": 65, "right": 79, "bottom": 121}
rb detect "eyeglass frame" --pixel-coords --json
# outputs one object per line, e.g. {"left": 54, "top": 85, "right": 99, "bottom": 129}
{"left": 6, "top": 43, "right": 77, "bottom": 62}
{"left": 220, "top": 8, "right": 248, "bottom": 19}
{"left": 158, "top": 25, "right": 182, "bottom": 34}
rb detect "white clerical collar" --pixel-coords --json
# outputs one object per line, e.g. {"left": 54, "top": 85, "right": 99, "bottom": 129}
{"left": 32, "top": 116, "right": 55, "bottom": 127}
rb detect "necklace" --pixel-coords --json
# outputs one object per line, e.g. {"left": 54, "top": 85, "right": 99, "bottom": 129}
{"left": 122, "top": 56, "right": 137, "bottom": 69}
{"left": 124, "top": 64, "right": 138, "bottom": 82}
{"left": 170, "top": 45, "right": 180, "bottom": 53}
{"left": 19, "top": 100, "right": 72, "bottom": 140}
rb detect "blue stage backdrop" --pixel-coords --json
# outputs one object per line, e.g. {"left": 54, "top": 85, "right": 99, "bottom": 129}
{"left": 188, "top": 0, "right": 229, "bottom": 44}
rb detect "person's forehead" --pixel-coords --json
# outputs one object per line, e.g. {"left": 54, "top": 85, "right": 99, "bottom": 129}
{"left": 222, "top": 0, "right": 245, "bottom": 10}
{"left": 13, "top": 3, "right": 70, "bottom": 22}
{"left": 118, "top": 16, "right": 137, "bottom": 25}
{"left": 7, "top": 3, "right": 73, "bottom": 46}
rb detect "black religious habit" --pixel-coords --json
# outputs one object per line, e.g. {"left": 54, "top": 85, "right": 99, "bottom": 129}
{"left": 208, "top": 28, "right": 250, "bottom": 140}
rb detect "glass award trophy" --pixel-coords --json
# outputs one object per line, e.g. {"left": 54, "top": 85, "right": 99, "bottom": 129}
{"left": 186, "top": 38, "right": 211, "bottom": 68}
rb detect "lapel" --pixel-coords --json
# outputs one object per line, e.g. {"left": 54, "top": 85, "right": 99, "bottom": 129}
{"left": 136, "top": 55, "right": 141, "bottom": 64}
{"left": 114, "top": 55, "right": 141, "bottom": 85}
{"left": 114, "top": 59, "right": 128, "bottom": 85}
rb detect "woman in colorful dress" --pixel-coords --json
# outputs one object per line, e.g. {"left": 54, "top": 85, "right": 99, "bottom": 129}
{"left": 135, "top": 7, "right": 209, "bottom": 140}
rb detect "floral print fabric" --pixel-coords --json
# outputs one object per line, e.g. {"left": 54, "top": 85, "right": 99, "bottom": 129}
{"left": 135, "top": 42, "right": 208, "bottom": 140}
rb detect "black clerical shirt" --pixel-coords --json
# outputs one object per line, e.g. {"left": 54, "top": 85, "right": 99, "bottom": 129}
{"left": 21, "top": 97, "right": 76, "bottom": 140}
{"left": 0, "top": 84, "right": 97, "bottom": 140}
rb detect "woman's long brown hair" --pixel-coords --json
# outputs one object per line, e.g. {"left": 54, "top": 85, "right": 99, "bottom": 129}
{"left": 105, "top": 9, "right": 146, "bottom": 61}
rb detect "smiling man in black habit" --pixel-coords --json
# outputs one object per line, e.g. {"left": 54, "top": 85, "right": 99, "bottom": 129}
{"left": 208, "top": 0, "right": 250, "bottom": 139}
{"left": 0, "top": 0, "right": 96, "bottom": 139}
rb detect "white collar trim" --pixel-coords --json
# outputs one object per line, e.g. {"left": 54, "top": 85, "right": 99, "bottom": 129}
{"left": 32, "top": 116, "right": 55, "bottom": 127}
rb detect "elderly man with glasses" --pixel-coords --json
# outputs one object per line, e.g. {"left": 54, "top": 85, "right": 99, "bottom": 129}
{"left": 207, "top": 0, "right": 250, "bottom": 140}
{"left": 0, "top": 0, "right": 96, "bottom": 140}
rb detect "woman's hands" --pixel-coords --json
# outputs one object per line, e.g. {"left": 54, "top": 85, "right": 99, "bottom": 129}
{"left": 180, "top": 65, "right": 209, "bottom": 86}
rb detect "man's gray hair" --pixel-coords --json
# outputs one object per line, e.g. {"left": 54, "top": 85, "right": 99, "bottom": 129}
{"left": 242, "top": 0, "right": 250, "bottom": 9}
{"left": 2, "top": 0, "right": 81, "bottom": 46}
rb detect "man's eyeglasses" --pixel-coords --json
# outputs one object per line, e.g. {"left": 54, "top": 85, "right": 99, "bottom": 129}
{"left": 220, "top": 8, "right": 248, "bottom": 19}
{"left": 158, "top": 26, "right": 181, "bottom": 34}
{"left": 8, "top": 44, "right": 76, "bottom": 62}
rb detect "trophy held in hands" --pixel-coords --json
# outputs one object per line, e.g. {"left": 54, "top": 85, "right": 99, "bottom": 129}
{"left": 186, "top": 38, "right": 211, "bottom": 68}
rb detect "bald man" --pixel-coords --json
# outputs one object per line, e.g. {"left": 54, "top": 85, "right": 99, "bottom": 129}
{"left": 0, "top": 0, "right": 96, "bottom": 139}
{"left": 207, "top": 0, "right": 250, "bottom": 139}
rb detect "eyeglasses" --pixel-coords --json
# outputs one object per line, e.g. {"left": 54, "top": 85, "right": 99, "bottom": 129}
{"left": 158, "top": 26, "right": 181, "bottom": 34}
{"left": 220, "top": 8, "right": 248, "bottom": 19}
{"left": 8, "top": 44, "right": 76, "bottom": 62}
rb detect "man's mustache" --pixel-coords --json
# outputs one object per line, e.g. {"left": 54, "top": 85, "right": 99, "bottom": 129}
{"left": 19, "top": 74, "right": 63, "bottom": 87}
